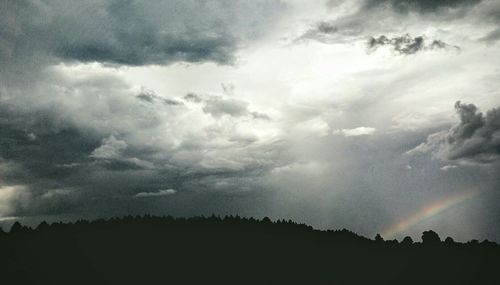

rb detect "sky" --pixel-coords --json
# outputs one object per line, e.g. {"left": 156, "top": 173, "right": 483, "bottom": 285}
{"left": 1, "top": 0, "right": 500, "bottom": 242}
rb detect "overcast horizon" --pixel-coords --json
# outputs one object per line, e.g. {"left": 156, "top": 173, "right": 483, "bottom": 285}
{"left": 1, "top": 0, "right": 500, "bottom": 242}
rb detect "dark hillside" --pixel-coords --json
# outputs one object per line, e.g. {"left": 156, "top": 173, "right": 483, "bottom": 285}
{"left": 1, "top": 216, "right": 498, "bottom": 285}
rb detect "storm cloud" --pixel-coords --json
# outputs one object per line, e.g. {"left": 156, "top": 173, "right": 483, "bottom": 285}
{"left": 480, "top": 28, "right": 500, "bottom": 43}
{"left": 363, "top": 0, "right": 483, "bottom": 15}
{"left": 0, "top": 0, "right": 285, "bottom": 67}
{"left": 297, "top": 20, "right": 364, "bottom": 44}
{"left": 299, "top": 0, "right": 485, "bottom": 45}
{"left": 0, "top": 65, "right": 283, "bottom": 218}
{"left": 410, "top": 101, "right": 500, "bottom": 164}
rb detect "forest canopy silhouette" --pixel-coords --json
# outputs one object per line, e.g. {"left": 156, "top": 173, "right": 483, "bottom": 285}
{"left": 1, "top": 215, "right": 499, "bottom": 285}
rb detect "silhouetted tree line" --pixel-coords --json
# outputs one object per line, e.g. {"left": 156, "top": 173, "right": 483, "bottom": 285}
{"left": 0, "top": 215, "right": 499, "bottom": 285}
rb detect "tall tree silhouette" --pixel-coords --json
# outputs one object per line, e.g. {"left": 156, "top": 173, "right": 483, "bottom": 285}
{"left": 401, "top": 236, "right": 414, "bottom": 245}
{"left": 422, "top": 230, "right": 441, "bottom": 245}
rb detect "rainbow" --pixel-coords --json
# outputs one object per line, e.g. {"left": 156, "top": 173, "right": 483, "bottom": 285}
{"left": 381, "top": 189, "right": 480, "bottom": 239}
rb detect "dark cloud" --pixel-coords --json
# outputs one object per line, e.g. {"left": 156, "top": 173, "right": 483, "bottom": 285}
{"left": 443, "top": 101, "right": 500, "bottom": 163}
{"left": 410, "top": 101, "right": 500, "bottom": 164}
{"left": 367, "top": 34, "right": 459, "bottom": 54}
{"left": 480, "top": 28, "right": 500, "bottom": 43}
{"left": 316, "top": 22, "right": 340, "bottom": 34}
{"left": 0, "top": 74, "right": 280, "bottom": 219}
{"left": 368, "top": 35, "right": 424, "bottom": 54}
{"left": 184, "top": 93, "right": 270, "bottom": 119}
{"left": 0, "top": 0, "right": 285, "bottom": 67}
{"left": 0, "top": 106, "right": 99, "bottom": 182}
{"left": 251, "top": 112, "right": 271, "bottom": 120}
{"left": 137, "top": 94, "right": 156, "bottom": 104}
{"left": 184, "top": 93, "right": 204, "bottom": 103}
{"left": 203, "top": 98, "right": 249, "bottom": 118}
{"left": 297, "top": 20, "right": 364, "bottom": 44}
{"left": 429, "top": 39, "right": 457, "bottom": 49}
{"left": 137, "top": 90, "right": 183, "bottom": 106}
{"left": 163, "top": 99, "right": 184, "bottom": 106}
{"left": 0, "top": 108, "right": 204, "bottom": 217}
{"left": 0, "top": 106, "right": 104, "bottom": 216}
{"left": 298, "top": 0, "right": 479, "bottom": 45}
{"left": 363, "top": 0, "right": 482, "bottom": 14}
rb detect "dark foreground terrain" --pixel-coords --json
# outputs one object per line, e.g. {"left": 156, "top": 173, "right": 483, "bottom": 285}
{"left": 1, "top": 215, "right": 499, "bottom": 285}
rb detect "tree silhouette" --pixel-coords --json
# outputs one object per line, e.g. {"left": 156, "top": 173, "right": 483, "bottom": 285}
{"left": 401, "top": 236, "right": 414, "bottom": 245}
{"left": 444, "top": 236, "right": 455, "bottom": 245}
{"left": 10, "top": 221, "right": 29, "bottom": 234}
{"left": 36, "top": 221, "right": 49, "bottom": 231}
{"left": 422, "top": 230, "right": 441, "bottom": 245}
{"left": 0, "top": 216, "right": 497, "bottom": 285}
{"left": 468, "top": 239, "right": 479, "bottom": 245}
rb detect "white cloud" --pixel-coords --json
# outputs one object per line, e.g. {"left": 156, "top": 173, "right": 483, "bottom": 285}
{"left": 440, "top": 165, "right": 458, "bottom": 171}
{"left": 333, "top": 127, "right": 376, "bottom": 137}
{"left": 90, "top": 135, "right": 128, "bottom": 160}
{"left": 135, "top": 189, "right": 177, "bottom": 198}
